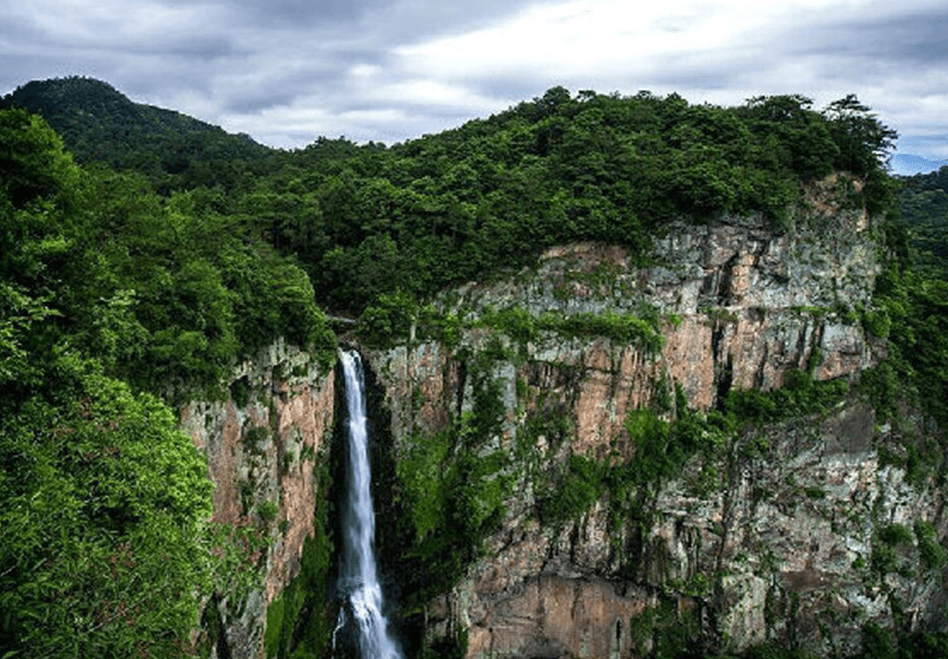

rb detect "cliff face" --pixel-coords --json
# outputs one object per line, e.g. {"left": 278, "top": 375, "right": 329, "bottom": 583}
{"left": 366, "top": 194, "right": 948, "bottom": 658}
{"left": 178, "top": 177, "right": 944, "bottom": 659}
{"left": 180, "top": 339, "right": 335, "bottom": 659}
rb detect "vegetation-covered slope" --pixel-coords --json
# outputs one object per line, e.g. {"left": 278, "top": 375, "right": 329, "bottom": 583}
{"left": 243, "top": 89, "right": 898, "bottom": 314}
{"left": 4, "top": 79, "right": 899, "bottom": 315}
{"left": 0, "top": 107, "right": 334, "bottom": 657}
{"left": 899, "top": 165, "right": 948, "bottom": 277}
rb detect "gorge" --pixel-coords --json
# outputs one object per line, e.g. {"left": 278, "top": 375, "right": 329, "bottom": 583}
{"left": 185, "top": 186, "right": 948, "bottom": 659}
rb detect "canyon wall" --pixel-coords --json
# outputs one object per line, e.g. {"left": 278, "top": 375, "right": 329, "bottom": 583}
{"left": 366, "top": 195, "right": 948, "bottom": 658}
{"left": 181, "top": 339, "right": 335, "bottom": 659}
{"left": 179, "top": 177, "right": 946, "bottom": 659}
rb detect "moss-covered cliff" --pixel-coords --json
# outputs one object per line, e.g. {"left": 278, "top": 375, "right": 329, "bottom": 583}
{"left": 180, "top": 339, "right": 336, "bottom": 659}
{"left": 185, "top": 173, "right": 947, "bottom": 659}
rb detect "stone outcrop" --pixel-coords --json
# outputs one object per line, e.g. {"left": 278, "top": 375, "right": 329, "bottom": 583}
{"left": 365, "top": 198, "right": 948, "bottom": 658}
{"left": 181, "top": 339, "right": 335, "bottom": 659}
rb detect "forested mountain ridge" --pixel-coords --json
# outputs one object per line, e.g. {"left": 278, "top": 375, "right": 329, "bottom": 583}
{"left": 3, "top": 78, "right": 948, "bottom": 659}
{"left": 1, "top": 76, "right": 274, "bottom": 191}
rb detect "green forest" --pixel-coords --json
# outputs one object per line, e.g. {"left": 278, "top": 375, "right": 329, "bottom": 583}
{"left": 1, "top": 76, "right": 946, "bottom": 658}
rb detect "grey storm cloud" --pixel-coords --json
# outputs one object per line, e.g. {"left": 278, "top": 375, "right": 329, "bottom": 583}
{"left": 1, "top": 0, "right": 946, "bottom": 166}
{"left": 797, "top": 8, "right": 948, "bottom": 63}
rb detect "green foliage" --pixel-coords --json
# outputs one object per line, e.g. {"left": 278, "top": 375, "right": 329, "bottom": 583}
{"left": 0, "top": 107, "right": 80, "bottom": 213}
{"left": 392, "top": 355, "right": 514, "bottom": 607}
{"left": 230, "top": 376, "right": 251, "bottom": 408}
{"left": 613, "top": 401, "right": 732, "bottom": 499}
{"left": 824, "top": 95, "right": 898, "bottom": 207}
{"left": 861, "top": 307, "right": 892, "bottom": 338}
{"left": 878, "top": 523, "right": 913, "bottom": 546}
{"left": 257, "top": 499, "right": 279, "bottom": 524}
{"left": 479, "top": 307, "right": 666, "bottom": 353}
{"left": 396, "top": 430, "right": 453, "bottom": 543}
{"left": 358, "top": 289, "right": 420, "bottom": 348}
{"left": 624, "top": 408, "right": 674, "bottom": 484}
{"left": 630, "top": 597, "right": 706, "bottom": 659}
{"left": 0, "top": 112, "right": 338, "bottom": 402}
{"left": 870, "top": 524, "right": 915, "bottom": 578}
{"left": 0, "top": 105, "right": 339, "bottom": 657}
{"left": 726, "top": 369, "right": 849, "bottom": 424}
{"left": 864, "top": 263, "right": 948, "bottom": 480}
{"left": 858, "top": 623, "right": 898, "bottom": 659}
{"left": 537, "top": 454, "right": 606, "bottom": 525}
{"left": 913, "top": 520, "right": 947, "bottom": 570}
{"left": 899, "top": 166, "right": 948, "bottom": 278}
{"left": 0, "top": 357, "right": 213, "bottom": 658}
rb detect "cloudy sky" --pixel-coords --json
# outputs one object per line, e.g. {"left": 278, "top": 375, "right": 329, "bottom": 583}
{"left": 2, "top": 0, "right": 946, "bottom": 171}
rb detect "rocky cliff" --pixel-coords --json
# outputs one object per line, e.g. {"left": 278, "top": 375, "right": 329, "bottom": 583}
{"left": 180, "top": 176, "right": 945, "bottom": 659}
{"left": 363, "top": 184, "right": 948, "bottom": 658}
{"left": 181, "top": 339, "right": 335, "bottom": 659}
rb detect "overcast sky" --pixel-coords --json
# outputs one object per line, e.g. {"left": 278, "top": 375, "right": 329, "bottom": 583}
{"left": 2, "top": 0, "right": 946, "bottom": 172}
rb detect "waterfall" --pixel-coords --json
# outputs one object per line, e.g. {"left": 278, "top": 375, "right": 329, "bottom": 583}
{"left": 337, "top": 349, "right": 401, "bottom": 659}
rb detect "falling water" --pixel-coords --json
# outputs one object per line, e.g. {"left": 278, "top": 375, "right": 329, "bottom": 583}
{"left": 337, "top": 349, "right": 401, "bottom": 659}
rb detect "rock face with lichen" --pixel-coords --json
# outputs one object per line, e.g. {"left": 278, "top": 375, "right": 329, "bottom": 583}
{"left": 364, "top": 194, "right": 947, "bottom": 658}
{"left": 181, "top": 339, "right": 335, "bottom": 659}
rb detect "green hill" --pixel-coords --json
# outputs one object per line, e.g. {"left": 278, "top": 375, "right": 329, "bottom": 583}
{"left": 2, "top": 76, "right": 274, "bottom": 191}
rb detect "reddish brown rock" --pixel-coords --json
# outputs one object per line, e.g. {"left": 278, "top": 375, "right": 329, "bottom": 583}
{"left": 181, "top": 339, "right": 335, "bottom": 659}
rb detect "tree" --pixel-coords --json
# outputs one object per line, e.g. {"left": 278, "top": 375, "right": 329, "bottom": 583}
{"left": 824, "top": 93, "right": 898, "bottom": 175}
{"left": 0, "top": 107, "right": 80, "bottom": 211}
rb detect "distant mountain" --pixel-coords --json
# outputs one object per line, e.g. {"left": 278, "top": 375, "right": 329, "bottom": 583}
{"left": 1, "top": 76, "right": 276, "bottom": 191}
{"left": 890, "top": 153, "right": 948, "bottom": 176}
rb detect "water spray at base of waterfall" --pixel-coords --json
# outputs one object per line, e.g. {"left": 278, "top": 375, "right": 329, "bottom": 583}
{"left": 337, "top": 350, "right": 402, "bottom": 659}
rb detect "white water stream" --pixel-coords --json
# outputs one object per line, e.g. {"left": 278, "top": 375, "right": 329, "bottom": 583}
{"left": 337, "top": 349, "right": 401, "bottom": 659}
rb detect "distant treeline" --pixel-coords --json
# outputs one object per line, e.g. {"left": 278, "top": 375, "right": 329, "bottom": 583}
{"left": 899, "top": 164, "right": 948, "bottom": 276}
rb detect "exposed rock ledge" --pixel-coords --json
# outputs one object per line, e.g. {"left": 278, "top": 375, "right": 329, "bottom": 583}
{"left": 181, "top": 338, "right": 335, "bottom": 659}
